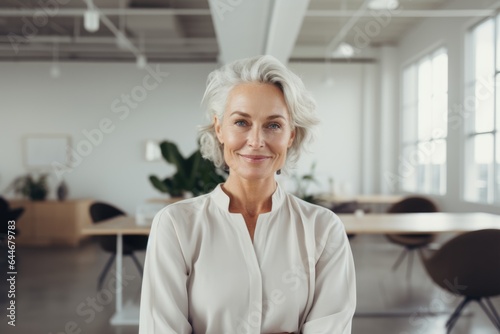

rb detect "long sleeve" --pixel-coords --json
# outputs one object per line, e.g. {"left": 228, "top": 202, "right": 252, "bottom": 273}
{"left": 139, "top": 209, "right": 192, "bottom": 334}
{"left": 301, "top": 216, "right": 356, "bottom": 334}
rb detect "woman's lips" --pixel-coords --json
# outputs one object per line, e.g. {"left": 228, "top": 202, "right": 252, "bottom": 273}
{"left": 240, "top": 154, "right": 271, "bottom": 162}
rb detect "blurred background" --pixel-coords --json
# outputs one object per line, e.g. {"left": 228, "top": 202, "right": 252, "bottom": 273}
{"left": 1, "top": 0, "right": 500, "bottom": 333}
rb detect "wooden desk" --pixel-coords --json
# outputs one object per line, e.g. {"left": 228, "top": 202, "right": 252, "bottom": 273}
{"left": 9, "top": 199, "right": 93, "bottom": 246}
{"left": 338, "top": 212, "right": 500, "bottom": 234}
{"left": 316, "top": 194, "right": 405, "bottom": 213}
{"left": 81, "top": 212, "right": 500, "bottom": 326}
{"left": 318, "top": 194, "right": 404, "bottom": 205}
{"left": 82, "top": 212, "right": 500, "bottom": 236}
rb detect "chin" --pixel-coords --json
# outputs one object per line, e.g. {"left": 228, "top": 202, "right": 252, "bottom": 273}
{"left": 236, "top": 168, "right": 274, "bottom": 181}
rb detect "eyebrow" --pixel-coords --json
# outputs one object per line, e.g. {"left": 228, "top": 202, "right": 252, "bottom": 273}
{"left": 229, "top": 111, "right": 287, "bottom": 120}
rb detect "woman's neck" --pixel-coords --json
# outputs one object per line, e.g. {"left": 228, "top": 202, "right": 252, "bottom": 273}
{"left": 222, "top": 176, "right": 276, "bottom": 217}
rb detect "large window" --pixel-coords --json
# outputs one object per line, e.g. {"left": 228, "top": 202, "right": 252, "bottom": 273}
{"left": 400, "top": 48, "right": 448, "bottom": 195}
{"left": 465, "top": 18, "right": 499, "bottom": 203}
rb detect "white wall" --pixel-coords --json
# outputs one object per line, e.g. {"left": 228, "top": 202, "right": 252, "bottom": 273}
{"left": 1, "top": 61, "right": 371, "bottom": 213}
{"left": 396, "top": 0, "right": 500, "bottom": 213}
{"left": 288, "top": 62, "right": 373, "bottom": 197}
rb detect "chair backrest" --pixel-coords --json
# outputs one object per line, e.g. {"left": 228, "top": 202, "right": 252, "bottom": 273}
{"left": 0, "top": 196, "right": 9, "bottom": 213}
{"left": 422, "top": 229, "right": 500, "bottom": 298}
{"left": 331, "top": 201, "right": 359, "bottom": 214}
{"left": 0, "top": 197, "right": 24, "bottom": 231}
{"left": 90, "top": 202, "right": 125, "bottom": 224}
{"left": 388, "top": 196, "right": 438, "bottom": 213}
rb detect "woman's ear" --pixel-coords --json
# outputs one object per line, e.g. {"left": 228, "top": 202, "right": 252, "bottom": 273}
{"left": 214, "top": 116, "right": 223, "bottom": 144}
{"left": 288, "top": 128, "right": 296, "bottom": 148}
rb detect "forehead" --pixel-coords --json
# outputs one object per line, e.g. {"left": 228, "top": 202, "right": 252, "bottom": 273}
{"left": 225, "top": 82, "right": 288, "bottom": 113}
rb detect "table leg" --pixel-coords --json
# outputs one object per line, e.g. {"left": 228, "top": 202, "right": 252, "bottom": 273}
{"left": 116, "top": 232, "right": 123, "bottom": 314}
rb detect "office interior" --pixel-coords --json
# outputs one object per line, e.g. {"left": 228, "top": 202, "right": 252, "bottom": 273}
{"left": 1, "top": 0, "right": 500, "bottom": 333}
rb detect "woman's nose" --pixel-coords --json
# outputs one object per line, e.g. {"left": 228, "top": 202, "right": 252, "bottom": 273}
{"left": 247, "top": 127, "right": 264, "bottom": 147}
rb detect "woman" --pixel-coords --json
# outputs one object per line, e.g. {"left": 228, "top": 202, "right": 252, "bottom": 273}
{"left": 139, "top": 55, "right": 356, "bottom": 334}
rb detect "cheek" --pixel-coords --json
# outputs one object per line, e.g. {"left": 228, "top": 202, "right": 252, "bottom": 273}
{"left": 271, "top": 135, "right": 292, "bottom": 153}
{"left": 222, "top": 128, "right": 245, "bottom": 148}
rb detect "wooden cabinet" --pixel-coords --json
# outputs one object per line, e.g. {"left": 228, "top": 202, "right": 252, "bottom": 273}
{"left": 8, "top": 199, "right": 94, "bottom": 247}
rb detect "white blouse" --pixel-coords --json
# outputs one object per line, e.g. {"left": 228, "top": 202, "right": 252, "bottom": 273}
{"left": 139, "top": 184, "right": 356, "bottom": 334}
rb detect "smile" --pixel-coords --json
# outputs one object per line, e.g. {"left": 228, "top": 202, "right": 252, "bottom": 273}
{"left": 239, "top": 154, "right": 271, "bottom": 163}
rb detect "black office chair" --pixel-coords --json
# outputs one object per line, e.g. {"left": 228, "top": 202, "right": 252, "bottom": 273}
{"left": 331, "top": 201, "right": 361, "bottom": 239}
{"left": 385, "top": 196, "right": 438, "bottom": 281}
{"left": 89, "top": 202, "right": 149, "bottom": 290}
{"left": 420, "top": 229, "right": 500, "bottom": 333}
{"left": 0, "top": 196, "right": 24, "bottom": 244}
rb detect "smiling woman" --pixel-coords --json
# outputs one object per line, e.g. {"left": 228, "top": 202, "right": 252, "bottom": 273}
{"left": 139, "top": 55, "right": 356, "bottom": 334}
{"left": 214, "top": 83, "right": 295, "bottom": 183}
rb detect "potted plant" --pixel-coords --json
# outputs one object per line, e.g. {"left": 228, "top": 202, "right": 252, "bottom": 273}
{"left": 292, "top": 162, "right": 319, "bottom": 204}
{"left": 149, "top": 140, "right": 227, "bottom": 198}
{"left": 8, "top": 174, "right": 49, "bottom": 201}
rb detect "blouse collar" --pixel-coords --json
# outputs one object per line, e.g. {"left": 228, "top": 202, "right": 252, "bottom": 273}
{"left": 211, "top": 182, "right": 286, "bottom": 214}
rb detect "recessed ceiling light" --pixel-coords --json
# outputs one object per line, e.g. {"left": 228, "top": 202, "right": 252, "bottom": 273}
{"left": 338, "top": 42, "right": 354, "bottom": 58}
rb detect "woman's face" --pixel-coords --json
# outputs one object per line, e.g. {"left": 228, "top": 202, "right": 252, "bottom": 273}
{"left": 215, "top": 82, "right": 295, "bottom": 182}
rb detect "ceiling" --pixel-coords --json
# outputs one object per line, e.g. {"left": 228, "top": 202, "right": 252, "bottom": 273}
{"left": 0, "top": 0, "right": 491, "bottom": 63}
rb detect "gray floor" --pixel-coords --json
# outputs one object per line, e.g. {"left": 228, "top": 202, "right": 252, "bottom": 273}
{"left": 1, "top": 234, "right": 499, "bottom": 334}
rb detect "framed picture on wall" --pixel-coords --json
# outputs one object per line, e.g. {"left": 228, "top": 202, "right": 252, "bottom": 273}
{"left": 24, "top": 134, "right": 71, "bottom": 170}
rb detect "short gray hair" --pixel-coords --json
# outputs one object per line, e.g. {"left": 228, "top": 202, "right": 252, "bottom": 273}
{"left": 199, "top": 55, "right": 319, "bottom": 173}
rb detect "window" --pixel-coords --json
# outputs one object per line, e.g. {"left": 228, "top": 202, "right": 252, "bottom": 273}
{"left": 465, "top": 18, "right": 498, "bottom": 203}
{"left": 400, "top": 48, "right": 448, "bottom": 195}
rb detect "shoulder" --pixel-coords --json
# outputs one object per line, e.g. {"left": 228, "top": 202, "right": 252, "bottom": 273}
{"left": 286, "top": 192, "right": 338, "bottom": 222}
{"left": 285, "top": 192, "right": 345, "bottom": 237}
{"left": 153, "top": 194, "right": 214, "bottom": 230}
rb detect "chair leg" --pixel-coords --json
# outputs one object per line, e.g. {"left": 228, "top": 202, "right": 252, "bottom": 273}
{"left": 98, "top": 254, "right": 116, "bottom": 291}
{"left": 485, "top": 298, "right": 500, "bottom": 327}
{"left": 130, "top": 253, "right": 144, "bottom": 278}
{"left": 478, "top": 298, "right": 500, "bottom": 331}
{"left": 406, "top": 250, "right": 414, "bottom": 283}
{"left": 392, "top": 249, "right": 408, "bottom": 271}
{"left": 446, "top": 297, "right": 470, "bottom": 333}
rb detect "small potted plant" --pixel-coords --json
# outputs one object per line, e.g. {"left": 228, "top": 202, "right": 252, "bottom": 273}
{"left": 8, "top": 174, "right": 49, "bottom": 201}
{"left": 292, "top": 162, "right": 319, "bottom": 204}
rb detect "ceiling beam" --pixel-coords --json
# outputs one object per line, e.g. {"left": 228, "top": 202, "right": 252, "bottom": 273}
{"left": 0, "top": 8, "right": 495, "bottom": 18}
{"left": 208, "top": 0, "right": 273, "bottom": 64}
{"left": 264, "top": 0, "right": 310, "bottom": 64}
{"left": 305, "top": 9, "right": 496, "bottom": 18}
{"left": 0, "top": 8, "right": 211, "bottom": 16}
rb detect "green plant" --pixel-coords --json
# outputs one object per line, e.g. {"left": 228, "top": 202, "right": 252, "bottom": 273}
{"left": 149, "top": 140, "right": 227, "bottom": 197}
{"left": 292, "top": 162, "right": 319, "bottom": 203}
{"left": 8, "top": 174, "right": 49, "bottom": 201}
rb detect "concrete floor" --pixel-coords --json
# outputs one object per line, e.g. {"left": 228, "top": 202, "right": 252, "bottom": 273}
{"left": 1, "top": 234, "right": 499, "bottom": 334}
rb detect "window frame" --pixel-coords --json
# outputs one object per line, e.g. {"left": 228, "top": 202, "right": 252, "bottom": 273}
{"left": 463, "top": 16, "right": 499, "bottom": 204}
{"left": 399, "top": 47, "right": 448, "bottom": 195}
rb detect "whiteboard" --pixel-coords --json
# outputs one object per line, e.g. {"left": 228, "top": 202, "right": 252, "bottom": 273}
{"left": 24, "top": 135, "right": 70, "bottom": 169}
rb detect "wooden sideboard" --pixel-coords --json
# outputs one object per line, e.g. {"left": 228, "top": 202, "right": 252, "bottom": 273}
{"left": 8, "top": 199, "right": 94, "bottom": 247}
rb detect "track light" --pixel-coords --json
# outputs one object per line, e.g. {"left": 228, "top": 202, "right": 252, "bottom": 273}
{"left": 84, "top": 8, "right": 99, "bottom": 32}
{"left": 136, "top": 54, "right": 147, "bottom": 69}
{"left": 50, "top": 64, "right": 61, "bottom": 78}
{"left": 367, "top": 0, "right": 399, "bottom": 10}
{"left": 50, "top": 41, "right": 60, "bottom": 78}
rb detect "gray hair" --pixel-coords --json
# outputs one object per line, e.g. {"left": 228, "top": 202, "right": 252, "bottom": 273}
{"left": 199, "top": 55, "right": 319, "bottom": 173}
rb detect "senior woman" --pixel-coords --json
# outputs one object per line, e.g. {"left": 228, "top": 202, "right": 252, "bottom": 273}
{"left": 139, "top": 55, "right": 356, "bottom": 334}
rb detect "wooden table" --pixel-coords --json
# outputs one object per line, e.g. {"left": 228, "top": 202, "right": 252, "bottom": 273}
{"left": 81, "top": 212, "right": 500, "bottom": 326}
{"left": 316, "top": 194, "right": 405, "bottom": 212}
{"left": 338, "top": 212, "right": 500, "bottom": 234}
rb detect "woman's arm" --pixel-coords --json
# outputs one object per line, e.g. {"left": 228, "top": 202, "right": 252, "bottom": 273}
{"left": 139, "top": 209, "right": 192, "bottom": 334}
{"left": 301, "top": 215, "right": 356, "bottom": 333}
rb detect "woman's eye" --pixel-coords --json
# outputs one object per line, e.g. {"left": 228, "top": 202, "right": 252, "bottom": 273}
{"left": 268, "top": 123, "right": 281, "bottom": 130}
{"left": 235, "top": 120, "right": 247, "bottom": 126}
